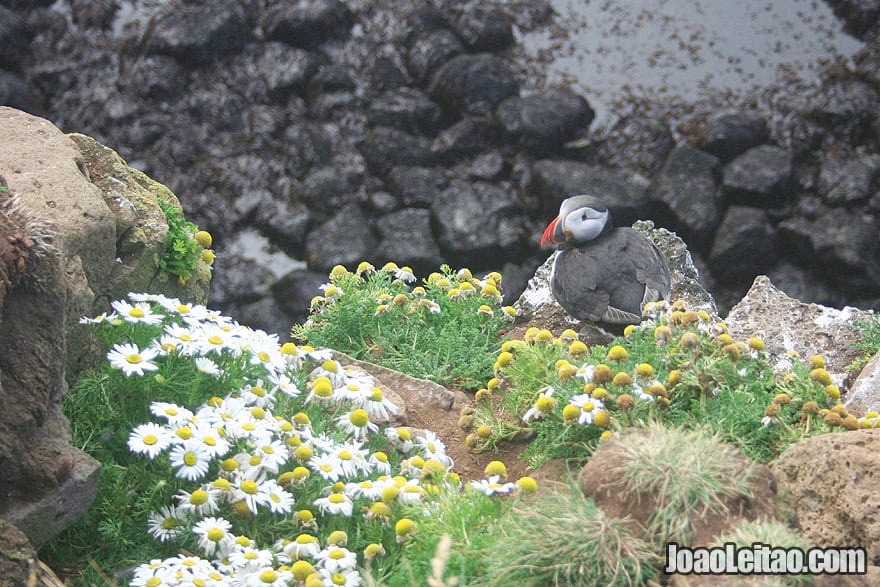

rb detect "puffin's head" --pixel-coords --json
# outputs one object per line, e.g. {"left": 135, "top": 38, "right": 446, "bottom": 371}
{"left": 540, "top": 195, "right": 612, "bottom": 247}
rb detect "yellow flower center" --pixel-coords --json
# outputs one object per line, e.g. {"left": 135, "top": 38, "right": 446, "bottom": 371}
{"left": 244, "top": 551, "right": 257, "bottom": 560}
{"left": 190, "top": 489, "right": 208, "bottom": 505}
{"left": 338, "top": 449, "right": 352, "bottom": 460}
{"left": 208, "top": 335, "right": 223, "bottom": 345}
{"left": 162, "top": 517, "right": 178, "bottom": 529}
{"left": 330, "top": 548, "right": 345, "bottom": 560}
{"left": 258, "top": 351, "right": 270, "bottom": 362}
{"left": 204, "top": 436, "right": 216, "bottom": 446}
{"left": 129, "top": 308, "right": 145, "bottom": 318}
{"left": 126, "top": 354, "right": 143, "bottom": 364}
{"left": 146, "top": 579, "right": 161, "bottom": 587}
{"left": 251, "top": 386, "right": 266, "bottom": 397}
{"left": 260, "top": 570, "right": 277, "bottom": 583}
{"left": 251, "top": 407, "right": 266, "bottom": 419}
{"left": 249, "top": 455, "right": 262, "bottom": 466}
{"left": 180, "top": 334, "right": 193, "bottom": 342}
{"left": 329, "top": 493, "right": 345, "bottom": 504}
{"left": 207, "top": 528, "right": 225, "bottom": 542}
{"left": 261, "top": 444, "right": 274, "bottom": 455}
{"left": 241, "top": 480, "right": 258, "bottom": 495}
{"left": 176, "top": 426, "right": 192, "bottom": 439}
{"left": 183, "top": 451, "right": 198, "bottom": 466}
{"left": 143, "top": 434, "right": 158, "bottom": 445}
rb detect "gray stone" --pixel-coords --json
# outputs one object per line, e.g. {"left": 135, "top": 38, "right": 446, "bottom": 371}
{"left": 405, "top": 28, "right": 466, "bottom": 85}
{"left": 227, "top": 42, "right": 319, "bottom": 103}
{"left": 722, "top": 145, "right": 794, "bottom": 207}
{"left": 148, "top": 0, "right": 249, "bottom": 66}
{"left": 700, "top": 111, "right": 769, "bottom": 161}
{"left": 428, "top": 53, "right": 520, "bottom": 116}
{"left": 297, "top": 166, "right": 365, "bottom": 215}
{"left": 305, "top": 203, "right": 377, "bottom": 272}
{"left": 496, "top": 88, "right": 594, "bottom": 153}
{"left": 375, "top": 207, "right": 443, "bottom": 273}
{"left": 360, "top": 127, "right": 436, "bottom": 176}
{"left": 452, "top": 5, "right": 515, "bottom": 52}
{"left": 708, "top": 206, "right": 777, "bottom": 285}
{"left": 386, "top": 165, "right": 448, "bottom": 207}
{"left": 530, "top": 159, "right": 651, "bottom": 225}
{"left": 649, "top": 146, "right": 722, "bottom": 246}
{"left": 595, "top": 114, "right": 675, "bottom": 175}
{"left": 431, "top": 117, "right": 496, "bottom": 161}
{"left": 261, "top": 0, "right": 354, "bottom": 49}
{"left": 818, "top": 153, "right": 880, "bottom": 206}
{"left": 366, "top": 88, "right": 443, "bottom": 135}
{"left": 272, "top": 268, "right": 328, "bottom": 323}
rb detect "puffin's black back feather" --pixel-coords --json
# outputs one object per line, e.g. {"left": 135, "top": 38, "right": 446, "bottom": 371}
{"left": 551, "top": 227, "right": 671, "bottom": 324}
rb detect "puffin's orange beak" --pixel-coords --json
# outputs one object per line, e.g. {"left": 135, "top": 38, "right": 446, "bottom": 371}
{"left": 541, "top": 216, "right": 561, "bottom": 247}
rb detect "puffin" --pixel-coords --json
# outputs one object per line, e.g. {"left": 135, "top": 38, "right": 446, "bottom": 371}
{"left": 541, "top": 195, "right": 671, "bottom": 325}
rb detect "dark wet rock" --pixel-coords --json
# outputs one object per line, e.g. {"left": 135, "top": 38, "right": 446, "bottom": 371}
{"left": 826, "top": 0, "right": 880, "bottom": 40}
{"left": 432, "top": 116, "right": 496, "bottom": 161}
{"left": 595, "top": 114, "right": 675, "bottom": 176}
{"left": 126, "top": 56, "right": 187, "bottom": 102}
{"left": 469, "top": 150, "right": 506, "bottom": 180}
{"left": 854, "top": 39, "right": 880, "bottom": 85}
{"left": 699, "top": 111, "right": 769, "bottom": 161}
{"left": 70, "top": 0, "right": 118, "bottom": 29}
{"left": 309, "top": 90, "right": 364, "bottom": 121}
{"left": 365, "top": 56, "right": 409, "bottom": 93}
{"left": 817, "top": 153, "right": 880, "bottom": 206}
{"left": 431, "top": 179, "right": 527, "bottom": 265}
{"left": 0, "top": 6, "right": 32, "bottom": 70}
{"left": 282, "top": 122, "right": 334, "bottom": 177}
{"left": 227, "top": 42, "right": 320, "bottom": 103}
{"left": 404, "top": 5, "right": 452, "bottom": 37}
{"left": 272, "top": 268, "right": 328, "bottom": 322}
{"left": 530, "top": 159, "right": 651, "bottom": 225}
{"left": 261, "top": 0, "right": 354, "bottom": 49}
{"left": 429, "top": 53, "right": 520, "bottom": 116}
{"left": 766, "top": 262, "right": 837, "bottom": 306}
{"left": 808, "top": 79, "right": 880, "bottom": 136}
{"left": 452, "top": 5, "right": 515, "bottom": 52}
{"left": 185, "top": 79, "right": 249, "bottom": 129}
{"left": 203, "top": 154, "right": 293, "bottom": 207}
{"left": 310, "top": 63, "right": 357, "bottom": 94}
{"left": 0, "top": 69, "right": 41, "bottom": 112}
{"left": 386, "top": 165, "right": 448, "bottom": 207}
{"left": 368, "top": 191, "right": 398, "bottom": 213}
{"left": 722, "top": 145, "right": 794, "bottom": 207}
{"left": 209, "top": 255, "right": 275, "bottom": 306}
{"left": 779, "top": 208, "right": 880, "bottom": 293}
{"left": 375, "top": 207, "right": 443, "bottom": 272}
{"left": 305, "top": 203, "right": 377, "bottom": 272}
{"left": 360, "top": 127, "right": 436, "bottom": 176}
{"left": 405, "top": 29, "right": 466, "bottom": 85}
{"left": 148, "top": 0, "right": 250, "bottom": 66}
{"left": 871, "top": 190, "right": 880, "bottom": 212}
{"left": 793, "top": 193, "right": 827, "bottom": 220}
{"left": 251, "top": 193, "right": 313, "bottom": 257}
{"left": 296, "top": 166, "right": 365, "bottom": 215}
{"left": 648, "top": 146, "right": 722, "bottom": 246}
{"left": 231, "top": 296, "right": 293, "bottom": 341}
{"left": 708, "top": 206, "right": 778, "bottom": 285}
{"left": 496, "top": 88, "right": 594, "bottom": 154}
{"left": 366, "top": 87, "right": 443, "bottom": 135}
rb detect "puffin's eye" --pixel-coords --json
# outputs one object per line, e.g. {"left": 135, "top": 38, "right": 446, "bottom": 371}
{"left": 581, "top": 213, "right": 588, "bottom": 221}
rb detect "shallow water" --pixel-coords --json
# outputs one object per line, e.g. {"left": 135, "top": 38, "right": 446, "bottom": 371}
{"left": 516, "top": 0, "right": 863, "bottom": 127}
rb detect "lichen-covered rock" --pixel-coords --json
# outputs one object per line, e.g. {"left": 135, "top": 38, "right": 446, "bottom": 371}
{"left": 772, "top": 429, "right": 880, "bottom": 562}
{"left": 845, "top": 353, "right": 880, "bottom": 417}
{"left": 0, "top": 107, "right": 210, "bottom": 545}
{"left": 725, "top": 275, "right": 873, "bottom": 384}
{"left": 0, "top": 520, "right": 65, "bottom": 587}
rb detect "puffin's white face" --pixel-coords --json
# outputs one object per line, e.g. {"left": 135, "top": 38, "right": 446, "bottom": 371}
{"left": 562, "top": 206, "right": 608, "bottom": 242}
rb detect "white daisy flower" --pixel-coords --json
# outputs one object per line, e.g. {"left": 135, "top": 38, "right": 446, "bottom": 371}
{"left": 283, "top": 534, "right": 320, "bottom": 560}
{"left": 345, "top": 480, "right": 383, "bottom": 501}
{"left": 358, "top": 387, "right": 398, "bottom": 422}
{"left": 242, "top": 567, "right": 292, "bottom": 587}
{"left": 394, "top": 266, "right": 416, "bottom": 282}
{"left": 128, "top": 422, "right": 173, "bottom": 458}
{"left": 192, "top": 516, "right": 233, "bottom": 556}
{"left": 469, "top": 475, "right": 515, "bottom": 496}
{"left": 79, "top": 311, "right": 117, "bottom": 325}
{"left": 416, "top": 431, "right": 452, "bottom": 467}
{"left": 369, "top": 451, "right": 391, "bottom": 475}
{"left": 150, "top": 401, "right": 194, "bottom": 425}
{"left": 229, "top": 546, "right": 273, "bottom": 569}
{"left": 111, "top": 299, "right": 165, "bottom": 325}
{"left": 262, "top": 480, "right": 294, "bottom": 514}
{"left": 252, "top": 439, "right": 289, "bottom": 473}
{"left": 385, "top": 427, "right": 414, "bottom": 452}
{"left": 162, "top": 323, "right": 200, "bottom": 356}
{"left": 315, "top": 546, "right": 357, "bottom": 573}
{"left": 194, "top": 357, "right": 221, "bottom": 376}
{"left": 335, "top": 409, "right": 378, "bottom": 441}
{"left": 239, "top": 380, "right": 275, "bottom": 408}
{"left": 107, "top": 343, "right": 161, "bottom": 377}
{"left": 570, "top": 394, "right": 604, "bottom": 426}
{"left": 169, "top": 439, "right": 212, "bottom": 481}
{"left": 268, "top": 372, "right": 301, "bottom": 398}
{"left": 147, "top": 506, "right": 184, "bottom": 543}
{"left": 191, "top": 424, "right": 230, "bottom": 458}
{"left": 196, "top": 325, "right": 241, "bottom": 356}
{"left": 130, "top": 563, "right": 176, "bottom": 586}
{"left": 576, "top": 364, "right": 596, "bottom": 382}
{"left": 176, "top": 486, "right": 220, "bottom": 516}
{"left": 314, "top": 492, "right": 353, "bottom": 517}
{"left": 522, "top": 387, "right": 556, "bottom": 423}
{"left": 234, "top": 474, "right": 269, "bottom": 514}
{"left": 318, "top": 569, "right": 361, "bottom": 587}
{"left": 309, "top": 454, "right": 344, "bottom": 482}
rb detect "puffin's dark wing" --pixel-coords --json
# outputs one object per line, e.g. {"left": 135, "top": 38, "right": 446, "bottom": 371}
{"left": 551, "top": 248, "right": 613, "bottom": 322}
{"left": 617, "top": 228, "right": 672, "bottom": 303}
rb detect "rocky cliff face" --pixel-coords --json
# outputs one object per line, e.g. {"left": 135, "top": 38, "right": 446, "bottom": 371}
{"left": 0, "top": 0, "right": 877, "bottom": 340}
{"left": 0, "top": 107, "right": 210, "bottom": 547}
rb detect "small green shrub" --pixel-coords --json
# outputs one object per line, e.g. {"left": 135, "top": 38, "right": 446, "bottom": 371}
{"left": 292, "top": 263, "right": 514, "bottom": 391}
{"left": 156, "top": 198, "right": 208, "bottom": 281}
